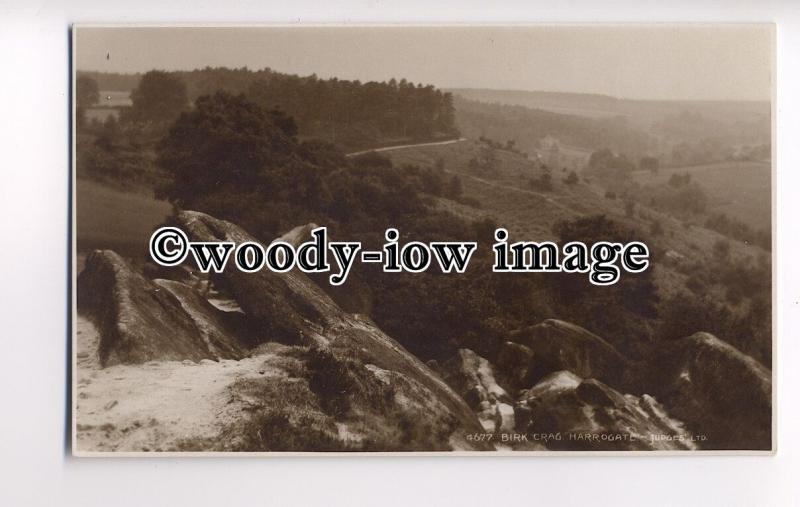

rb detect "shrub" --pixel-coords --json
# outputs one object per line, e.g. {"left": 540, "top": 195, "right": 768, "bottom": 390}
{"left": 564, "top": 170, "right": 579, "bottom": 185}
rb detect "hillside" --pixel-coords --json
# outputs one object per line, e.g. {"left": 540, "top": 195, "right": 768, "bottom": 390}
{"left": 452, "top": 95, "right": 654, "bottom": 162}
{"left": 383, "top": 137, "right": 772, "bottom": 365}
{"left": 632, "top": 160, "right": 772, "bottom": 231}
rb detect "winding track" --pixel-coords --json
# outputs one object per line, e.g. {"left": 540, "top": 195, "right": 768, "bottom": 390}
{"left": 345, "top": 137, "right": 467, "bottom": 158}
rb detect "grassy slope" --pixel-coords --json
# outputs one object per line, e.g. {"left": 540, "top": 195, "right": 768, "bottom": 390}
{"left": 384, "top": 139, "right": 769, "bottom": 300}
{"left": 631, "top": 160, "right": 771, "bottom": 231}
{"left": 76, "top": 178, "right": 172, "bottom": 261}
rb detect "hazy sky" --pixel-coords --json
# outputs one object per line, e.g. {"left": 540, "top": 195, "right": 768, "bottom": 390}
{"left": 76, "top": 25, "right": 773, "bottom": 101}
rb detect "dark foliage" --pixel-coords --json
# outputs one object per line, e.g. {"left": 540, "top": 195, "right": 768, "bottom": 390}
{"left": 127, "top": 70, "right": 189, "bottom": 125}
{"left": 76, "top": 75, "right": 100, "bottom": 107}
{"left": 706, "top": 212, "right": 771, "bottom": 251}
{"left": 79, "top": 68, "right": 458, "bottom": 151}
{"left": 548, "top": 215, "right": 661, "bottom": 358}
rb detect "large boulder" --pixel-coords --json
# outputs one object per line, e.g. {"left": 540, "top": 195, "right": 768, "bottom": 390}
{"left": 174, "top": 211, "right": 491, "bottom": 451}
{"left": 439, "top": 349, "right": 515, "bottom": 434}
{"left": 155, "top": 279, "right": 251, "bottom": 355}
{"left": 77, "top": 250, "right": 246, "bottom": 366}
{"left": 647, "top": 332, "right": 772, "bottom": 450}
{"left": 509, "top": 319, "right": 630, "bottom": 388}
{"left": 515, "top": 371, "right": 697, "bottom": 451}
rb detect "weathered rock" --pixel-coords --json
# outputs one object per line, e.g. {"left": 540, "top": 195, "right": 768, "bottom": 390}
{"left": 510, "top": 319, "right": 630, "bottom": 388}
{"left": 155, "top": 279, "right": 249, "bottom": 357}
{"left": 495, "top": 340, "right": 535, "bottom": 392}
{"left": 516, "top": 370, "right": 697, "bottom": 451}
{"left": 280, "top": 223, "right": 374, "bottom": 314}
{"left": 439, "top": 349, "right": 515, "bottom": 434}
{"left": 77, "top": 250, "right": 246, "bottom": 366}
{"left": 175, "top": 211, "right": 491, "bottom": 451}
{"left": 178, "top": 212, "right": 341, "bottom": 344}
{"left": 648, "top": 332, "right": 772, "bottom": 450}
{"left": 276, "top": 223, "right": 320, "bottom": 247}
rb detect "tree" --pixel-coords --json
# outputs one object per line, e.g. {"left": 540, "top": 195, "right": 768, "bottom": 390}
{"left": 587, "top": 148, "right": 635, "bottom": 182}
{"left": 564, "top": 170, "right": 579, "bottom": 185}
{"left": 446, "top": 175, "right": 463, "bottom": 199}
{"left": 668, "top": 172, "right": 691, "bottom": 188}
{"left": 76, "top": 76, "right": 99, "bottom": 109}
{"left": 640, "top": 156, "right": 660, "bottom": 173}
{"left": 713, "top": 239, "right": 731, "bottom": 261}
{"left": 76, "top": 76, "right": 99, "bottom": 127}
{"left": 156, "top": 91, "right": 294, "bottom": 207}
{"left": 129, "top": 70, "right": 189, "bottom": 124}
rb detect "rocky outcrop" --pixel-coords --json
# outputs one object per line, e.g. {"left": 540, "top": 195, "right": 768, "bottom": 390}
{"left": 509, "top": 319, "right": 630, "bottom": 389}
{"left": 76, "top": 213, "right": 772, "bottom": 452}
{"left": 648, "top": 332, "right": 772, "bottom": 450}
{"left": 77, "top": 250, "right": 247, "bottom": 366}
{"left": 281, "top": 223, "right": 374, "bottom": 315}
{"left": 155, "top": 279, "right": 250, "bottom": 356}
{"left": 495, "top": 340, "right": 535, "bottom": 392}
{"left": 173, "top": 211, "right": 491, "bottom": 451}
{"left": 515, "top": 371, "right": 697, "bottom": 451}
{"left": 439, "top": 349, "right": 515, "bottom": 434}
{"left": 178, "top": 212, "right": 342, "bottom": 345}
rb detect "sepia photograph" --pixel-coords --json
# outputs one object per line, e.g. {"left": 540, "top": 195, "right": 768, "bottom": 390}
{"left": 71, "top": 25, "right": 774, "bottom": 454}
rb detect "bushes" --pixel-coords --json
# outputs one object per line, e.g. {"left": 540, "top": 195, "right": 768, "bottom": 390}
{"left": 76, "top": 136, "right": 160, "bottom": 189}
{"left": 564, "top": 170, "right": 579, "bottom": 186}
{"left": 706, "top": 212, "right": 771, "bottom": 251}
{"left": 548, "top": 215, "right": 661, "bottom": 358}
{"left": 306, "top": 348, "right": 362, "bottom": 418}
{"left": 306, "top": 347, "right": 400, "bottom": 419}
{"left": 657, "top": 291, "right": 770, "bottom": 366}
{"left": 643, "top": 181, "right": 709, "bottom": 216}
{"left": 585, "top": 148, "right": 636, "bottom": 183}
{"left": 530, "top": 173, "right": 553, "bottom": 191}
{"left": 234, "top": 411, "right": 348, "bottom": 452}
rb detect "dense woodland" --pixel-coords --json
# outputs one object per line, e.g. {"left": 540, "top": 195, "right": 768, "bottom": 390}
{"left": 79, "top": 68, "right": 458, "bottom": 151}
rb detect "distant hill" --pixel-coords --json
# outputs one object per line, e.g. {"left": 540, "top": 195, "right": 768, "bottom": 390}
{"left": 448, "top": 88, "right": 769, "bottom": 134}
{"left": 452, "top": 95, "right": 656, "bottom": 161}
{"left": 449, "top": 88, "right": 770, "bottom": 165}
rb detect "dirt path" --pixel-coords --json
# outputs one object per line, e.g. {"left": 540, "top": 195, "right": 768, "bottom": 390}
{"left": 345, "top": 138, "right": 467, "bottom": 157}
{"left": 74, "top": 316, "right": 286, "bottom": 453}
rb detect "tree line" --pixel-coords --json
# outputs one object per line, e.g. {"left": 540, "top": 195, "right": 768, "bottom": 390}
{"left": 78, "top": 68, "right": 458, "bottom": 151}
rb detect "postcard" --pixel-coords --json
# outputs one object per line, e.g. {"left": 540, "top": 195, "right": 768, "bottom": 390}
{"left": 72, "top": 25, "right": 774, "bottom": 454}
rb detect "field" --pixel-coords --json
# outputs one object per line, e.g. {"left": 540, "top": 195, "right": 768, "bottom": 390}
{"left": 83, "top": 90, "right": 131, "bottom": 123}
{"left": 632, "top": 160, "right": 772, "bottom": 231}
{"left": 76, "top": 178, "right": 172, "bottom": 264}
{"left": 97, "top": 90, "right": 132, "bottom": 107}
